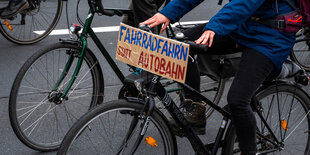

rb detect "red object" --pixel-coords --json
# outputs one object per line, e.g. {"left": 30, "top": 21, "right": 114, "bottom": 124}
{"left": 297, "top": 0, "right": 310, "bottom": 27}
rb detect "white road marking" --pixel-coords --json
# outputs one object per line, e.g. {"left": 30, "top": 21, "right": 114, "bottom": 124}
{"left": 33, "top": 20, "right": 209, "bottom": 35}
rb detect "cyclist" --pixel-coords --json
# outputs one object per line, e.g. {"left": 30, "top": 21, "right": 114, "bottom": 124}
{"left": 141, "top": 0, "right": 298, "bottom": 154}
{"left": 0, "top": 0, "right": 28, "bottom": 19}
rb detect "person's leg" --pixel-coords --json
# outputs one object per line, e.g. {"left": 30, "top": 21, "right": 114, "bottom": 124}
{"left": 227, "top": 48, "right": 276, "bottom": 155}
{"left": 123, "top": 0, "right": 165, "bottom": 71}
{"left": 122, "top": 1, "right": 135, "bottom": 27}
{"left": 123, "top": 0, "right": 165, "bottom": 33}
{"left": 182, "top": 23, "right": 239, "bottom": 101}
{"left": 170, "top": 24, "right": 239, "bottom": 135}
{"left": 1, "top": 0, "right": 29, "bottom": 19}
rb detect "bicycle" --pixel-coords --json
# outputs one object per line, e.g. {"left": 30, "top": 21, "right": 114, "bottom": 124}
{"left": 57, "top": 25, "right": 310, "bottom": 154}
{"left": 0, "top": 0, "right": 64, "bottom": 45}
{"left": 290, "top": 33, "right": 310, "bottom": 71}
{"left": 8, "top": 0, "right": 225, "bottom": 151}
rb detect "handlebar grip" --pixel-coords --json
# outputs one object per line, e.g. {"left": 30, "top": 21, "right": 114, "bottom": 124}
{"left": 175, "top": 33, "right": 208, "bottom": 53}
{"left": 138, "top": 24, "right": 151, "bottom": 32}
{"left": 101, "top": 9, "right": 115, "bottom": 16}
{"left": 184, "top": 40, "right": 208, "bottom": 53}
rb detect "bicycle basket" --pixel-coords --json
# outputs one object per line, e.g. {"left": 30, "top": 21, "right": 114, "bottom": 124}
{"left": 197, "top": 52, "right": 242, "bottom": 80}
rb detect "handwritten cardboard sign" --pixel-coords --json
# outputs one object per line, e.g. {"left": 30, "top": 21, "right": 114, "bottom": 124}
{"left": 116, "top": 23, "right": 189, "bottom": 83}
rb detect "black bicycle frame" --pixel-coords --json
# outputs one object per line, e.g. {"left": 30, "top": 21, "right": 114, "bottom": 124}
{"left": 128, "top": 75, "right": 286, "bottom": 155}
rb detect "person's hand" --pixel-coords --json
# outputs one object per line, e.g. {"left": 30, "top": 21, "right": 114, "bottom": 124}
{"left": 140, "top": 13, "right": 170, "bottom": 33}
{"left": 195, "top": 30, "right": 215, "bottom": 47}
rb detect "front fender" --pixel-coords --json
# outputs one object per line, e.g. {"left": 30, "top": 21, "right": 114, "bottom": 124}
{"left": 256, "top": 80, "right": 310, "bottom": 101}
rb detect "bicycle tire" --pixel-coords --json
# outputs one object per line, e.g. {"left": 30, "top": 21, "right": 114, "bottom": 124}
{"left": 9, "top": 42, "right": 104, "bottom": 151}
{"left": 290, "top": 38, "right": 310, "bottom": 71}
{"left": 57, "top": 100, "right": 177, "bottom": 155}
{"left": 222, "top": 83, "right": 310, "bottom": 155}
{"left": 0, "top": 0, "right": 63, "bottom": 45}
{"left": 203, "top": 77, "right": 225, "bottom": 119}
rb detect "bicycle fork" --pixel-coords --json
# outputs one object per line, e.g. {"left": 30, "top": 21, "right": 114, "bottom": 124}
{"left": 49, "top": 38, "right": 87, "bottom": 104}
{"left": 116, "top": 92, "right": 156, "bottom": 155}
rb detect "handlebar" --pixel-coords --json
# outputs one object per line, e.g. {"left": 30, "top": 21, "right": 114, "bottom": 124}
{"left": 87, "top": 0, "right": 132, "bottom": 16}
{"left": 139, "top": 24, "right": 209, "bottom": 54}
{"left": 183, "top": 40, "right": 209, "bottom": 54}
{"left": 174, "top": 31, "right": 208, "bottom": 53}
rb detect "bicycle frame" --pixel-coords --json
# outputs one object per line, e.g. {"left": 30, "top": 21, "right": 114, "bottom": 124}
{"left": 51, "top": 9, "right": 129, "bottom": 100}
{"left": 51, "top": 3, "right": 182, "bottom": 102}
{"left": 127, "top": 74, "right": 287, "bottom": 155}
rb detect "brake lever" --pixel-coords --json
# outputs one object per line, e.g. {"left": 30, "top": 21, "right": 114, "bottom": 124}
{"left": 138, "top": 24, "right": 152, "bottom": 32}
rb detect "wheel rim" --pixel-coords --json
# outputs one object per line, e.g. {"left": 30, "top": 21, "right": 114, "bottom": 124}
{"left": 64, "top": 107, "right": 172, "bottom": 154}
{"left": 292, "top": 39, "right": 310, "bottom": 70}
{"left": 227, "top": 89, "right": 310, "bottom": 154}
{"left": 0, "top": 0, "right": 62, "bottom": 44}
{"left": 11, "top": 45, "right": 99, "bottom": 149}
{"left": 256, "top": 91, "right": 310, "bottom": 154}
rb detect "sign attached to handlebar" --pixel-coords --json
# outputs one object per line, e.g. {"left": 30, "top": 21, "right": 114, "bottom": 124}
{"left": 116, "top": 23, "right": 189, "bottom": 83}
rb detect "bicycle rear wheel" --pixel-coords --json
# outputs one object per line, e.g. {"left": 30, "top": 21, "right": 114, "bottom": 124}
{"left": 0, "top": 0, "right": 62, "bottom": 45}
{"left": 290, "top": 37, "right": 310, "bottom": 71}
{"left": 57, "top": 100, "right": 177, "bottom": 155}
{"left": 9, "top": 42, "right": 104, "bottom": 151}
{"left": 222, "top": 84, "right": 310, "bottom": 155}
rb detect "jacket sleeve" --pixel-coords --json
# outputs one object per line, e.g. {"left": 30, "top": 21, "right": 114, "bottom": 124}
{"left": 204, "top": 0, "right": 266, "bottom": 37}
{"left": 159, "top": 0, "right": 204, "bottom": 23}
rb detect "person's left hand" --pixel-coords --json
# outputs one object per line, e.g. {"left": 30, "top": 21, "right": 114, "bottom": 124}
{"left": 195, "top": 30, "right": 215, "bottom": 47}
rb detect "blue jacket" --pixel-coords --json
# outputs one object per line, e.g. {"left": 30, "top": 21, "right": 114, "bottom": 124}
{"left": 159, "top": 0, "right": 296, "bottom": 69}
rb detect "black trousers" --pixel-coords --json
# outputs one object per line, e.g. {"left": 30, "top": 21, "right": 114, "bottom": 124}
{"left": 122, "top": 0, "right": 165, "bottom": 34}
{"left": 183, "top": 24, "right": 277, "bottom": 154}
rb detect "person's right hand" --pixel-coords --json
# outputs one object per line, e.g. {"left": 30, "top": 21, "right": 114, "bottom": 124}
{"left": 140, "top": 13, "right": 170, "bottom": 33}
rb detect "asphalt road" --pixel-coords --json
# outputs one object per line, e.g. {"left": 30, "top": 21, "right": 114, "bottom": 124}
{"left": 0, "top": 0, "right": 309, "bottom": 155}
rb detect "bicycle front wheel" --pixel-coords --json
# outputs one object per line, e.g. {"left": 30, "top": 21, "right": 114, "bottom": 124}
{"left": 290, "top": 38, "right": 310, "bottom": 71}
{"left": 222, "top": 84, "right": 310, "bottom": 155}
{"left": 0, "top": 0, "right": 62, "bottom": 44}
{"left": 9, "top": 42, "right": 104, "bottom": 151}
{"left": 57, "top": 100, "right": 177, "bottom": 155}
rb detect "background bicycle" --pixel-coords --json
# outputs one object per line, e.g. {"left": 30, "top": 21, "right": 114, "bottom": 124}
{"left": 0, "top": 0, "right": 64, "bottom": 44}
{"left": 290, "top": 33, "right": 310, "bottom": 71}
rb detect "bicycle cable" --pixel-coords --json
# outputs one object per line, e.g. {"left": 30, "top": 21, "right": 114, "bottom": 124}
{"left": 65, "top": 0, "right": 73, "bottom": 38}
{"left": 76, "top": 0, "right": 84, "bottom": 26}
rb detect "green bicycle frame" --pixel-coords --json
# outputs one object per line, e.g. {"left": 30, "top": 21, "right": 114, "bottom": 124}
{"left": 52, "top": 9, "right": 126, "bottom": 100}
{"left": 52, "top": 8, "right": 182, "bottom": 101}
